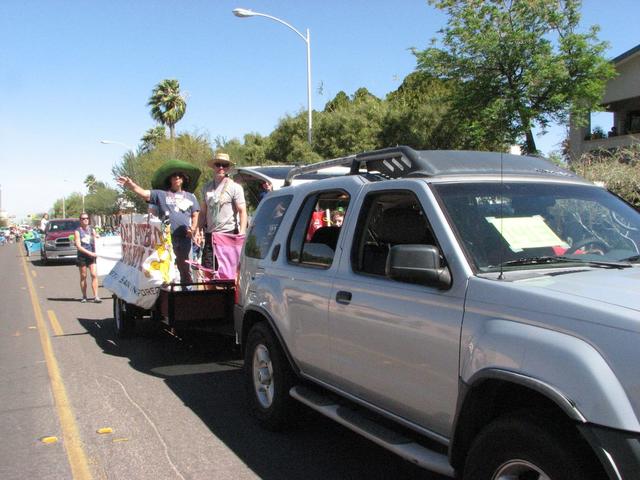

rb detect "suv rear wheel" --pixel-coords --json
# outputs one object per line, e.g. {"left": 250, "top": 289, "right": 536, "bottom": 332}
{"left": 245, "top": 322, "right": 295, "bottom": 431}
{"left": 463, "top": 412, "right": 601, "bottom": 480}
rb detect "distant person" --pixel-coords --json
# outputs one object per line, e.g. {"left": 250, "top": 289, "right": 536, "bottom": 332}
{"left": 39, "top": 213, "right": 49, "bottom": 232}
{"left": 75, "top": 214, "right": 101, "bottom": 303}
{"left": 257, "top": 181, "right": 273, "bottom": 203}
{"left": 117, "top": 159, "right": 201, "bottom": 284}
{"left": 332, "top": 211, "right": 344, "bottom": 227}
{"left": 22, "top": 229, "right": 35, "bottom": 257}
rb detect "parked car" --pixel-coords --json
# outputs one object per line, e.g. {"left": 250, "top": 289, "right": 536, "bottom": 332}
{"left": 235, "top": 146, "right": 640, "bottom": 480}
{"left": 41, "top": 218, "right": 80, "bottom": 264}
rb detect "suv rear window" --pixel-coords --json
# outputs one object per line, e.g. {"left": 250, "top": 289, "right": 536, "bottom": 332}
{"left": 244, "top": 196, "right": 293, "bottom": 259}
{"left": 48, "top": 220, "right": 80, "bottom": 232}
{"left": 288, "top": 190, "right": 350, "bottom": 268}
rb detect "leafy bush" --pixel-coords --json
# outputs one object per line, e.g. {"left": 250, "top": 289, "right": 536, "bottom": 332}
{"left": 571, "top": 146, "right": 640, "bottom": 208}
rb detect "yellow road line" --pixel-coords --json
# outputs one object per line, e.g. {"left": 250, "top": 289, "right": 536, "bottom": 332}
{"left": 21, "top": 255, "right": 92, "bottom": 480}
{"left": 47, "top": 310, "right": 64, "bottom": 336}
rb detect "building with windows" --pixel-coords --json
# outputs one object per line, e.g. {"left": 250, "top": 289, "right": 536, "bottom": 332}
{"left": 569, "top": 44, "right": 640, "bottom": 158}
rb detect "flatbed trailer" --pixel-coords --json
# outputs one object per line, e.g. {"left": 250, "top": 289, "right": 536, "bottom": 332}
{"left": 112, "top": 280, "right": 235, "bottom": 338}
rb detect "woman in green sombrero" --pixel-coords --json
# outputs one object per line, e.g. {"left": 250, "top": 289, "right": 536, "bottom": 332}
{"left": 117, "top": 159, "right": 201, "bottom": 284}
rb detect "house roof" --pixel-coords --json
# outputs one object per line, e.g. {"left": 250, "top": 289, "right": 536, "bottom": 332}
{"left": 612, "top": 43, "right": 640, "bottom": 65}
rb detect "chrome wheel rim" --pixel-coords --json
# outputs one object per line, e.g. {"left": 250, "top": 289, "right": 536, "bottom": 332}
{"left": 493, "top": 459, "right": 551, "bottom": 480}
{"left": 252, "top": 344, "right": 274, "bottom": 409}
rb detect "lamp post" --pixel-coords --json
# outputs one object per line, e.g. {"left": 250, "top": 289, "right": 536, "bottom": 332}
{"left": 61, "top": 179, "right": 72, "bottom": 218}
{"left": 99, "top": 139, "right": 134, "bottom": 150}
{"left": 233, "top": 7, "right": 313, "bottom": 144}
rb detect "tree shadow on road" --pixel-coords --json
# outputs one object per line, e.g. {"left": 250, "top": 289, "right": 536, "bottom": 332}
{"left": 78, "top": 316, "right": 443, "bottom": 480}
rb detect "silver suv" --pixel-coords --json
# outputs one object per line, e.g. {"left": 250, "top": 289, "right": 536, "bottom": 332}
{"left": 235, "top": 147, "right": 640, "bottom": 479}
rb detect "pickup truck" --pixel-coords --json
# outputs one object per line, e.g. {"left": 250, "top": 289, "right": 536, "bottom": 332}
{"left": 40, "top": 218, "right": 80, "bottom": 264}
{"left": 234, "top": 146, "right": 640, "bottom": 479}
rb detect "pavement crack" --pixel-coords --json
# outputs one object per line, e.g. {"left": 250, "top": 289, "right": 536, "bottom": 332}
{"left": 102, "top": 375, "right": 186, "bottom": 480}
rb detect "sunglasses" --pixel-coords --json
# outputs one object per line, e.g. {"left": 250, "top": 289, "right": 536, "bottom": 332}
{"left": 80, "top": 217, "right": 89, "bottom": 220}
{"left": 214, "top": 162, "right": 229, "bottom": 168}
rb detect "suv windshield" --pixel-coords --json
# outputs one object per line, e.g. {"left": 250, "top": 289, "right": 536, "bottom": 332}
{"left": 48, "top": 220, "right": 80, "bottom": 232}
{"left": 433, "top": 182, "right": 640, "bottom": 272}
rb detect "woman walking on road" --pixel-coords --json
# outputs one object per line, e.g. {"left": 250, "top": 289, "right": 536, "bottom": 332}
{"left": 75, "top": 214, "right": 101, "bottom": 303}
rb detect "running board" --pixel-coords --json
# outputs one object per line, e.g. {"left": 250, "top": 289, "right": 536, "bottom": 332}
{"left": 290, "top": 385, "right": 455, "bottom": 477}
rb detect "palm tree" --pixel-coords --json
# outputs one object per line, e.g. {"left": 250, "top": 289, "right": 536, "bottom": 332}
{"left": 140, "top": 126, "right": 167, "bottom": 153}
{"left": 84, "top": 174, "right": 97, "bottom": 194}
{"left": 148, "top": 79, "right": 186, "bottom": 139}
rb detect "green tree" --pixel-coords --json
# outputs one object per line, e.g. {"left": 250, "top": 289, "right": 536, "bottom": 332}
{"left": 266, "top": 112, "right": 321, "bottom": 164}
{"left": 84, "top": 183, "right": 120, "bottom": 216}
{"left": 242, "top": 133, "right": 269, "bottom": 166}
{"left": 381, "top": 71, "right": 491, "bottom": 150}
{"left": 140, "top": 126, "right": 167, "bottom": 153}
{"left": 313, "top": 90, "right": 387, "bottom": 158}
{"left": 323, "top": 91, "right": 350, "bottom": 112}
{"left": 415, "top": 0, "right": 615, "bottom": 154}
{"left": 148, "top": 79, "right": 187, "bottom": 139}
{"left": 84, "top": 174, "right": 97, "bottom": 194}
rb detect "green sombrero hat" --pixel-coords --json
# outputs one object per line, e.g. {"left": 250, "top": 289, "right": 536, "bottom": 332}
{"left": 151, "top": 159, "right": 201, "bottom": 193}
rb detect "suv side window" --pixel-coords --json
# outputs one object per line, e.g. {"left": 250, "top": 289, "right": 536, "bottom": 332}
{"left": 288, "top": 190, "right": 350, "bottom": 268}
{"left": 352, "top": 190, "right": 438, "bottom": 278}
{"left": 244, "top": 195, "right": 292, "bottom": 259}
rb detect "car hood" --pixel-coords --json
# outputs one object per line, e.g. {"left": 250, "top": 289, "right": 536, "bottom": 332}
{"left": 46, "top": 230, "right": 76, "bottom": 241}
{"left": 517, "top": 266, "right": 640, "bottom": 313}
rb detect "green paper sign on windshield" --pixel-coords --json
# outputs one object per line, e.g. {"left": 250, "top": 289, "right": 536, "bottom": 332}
{"left": 486, "top": 215, "right": 568, "bottom": 252}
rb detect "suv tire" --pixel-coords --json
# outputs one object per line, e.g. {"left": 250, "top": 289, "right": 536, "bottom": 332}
{"left": 245, "top": 322, "right": 296, "bottom": 431}
{"left": 463, "top": 412, "right": 601, "bottom": 480}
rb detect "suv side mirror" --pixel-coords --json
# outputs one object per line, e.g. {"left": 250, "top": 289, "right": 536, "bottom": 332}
{"left": 386, "top": 244, "right": 452, "bottom": 289}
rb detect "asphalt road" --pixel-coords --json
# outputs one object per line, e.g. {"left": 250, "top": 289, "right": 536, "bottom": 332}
{"left": 0, "top": 242, "right": 447, "bottom": 480}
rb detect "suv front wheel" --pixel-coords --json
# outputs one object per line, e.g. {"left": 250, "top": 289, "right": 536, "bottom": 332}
{"left": 245, "top": 322, "right": 296, "bottom": 431}
{"left": 463, "top": 412, "right": 602, "bottom": 480}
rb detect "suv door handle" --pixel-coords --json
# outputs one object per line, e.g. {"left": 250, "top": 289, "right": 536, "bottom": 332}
{"left": 252, "top": 267, "right": 265, "bottom": 280}
{"left": 335, "top": 291, "right": 352, "bottom": 305}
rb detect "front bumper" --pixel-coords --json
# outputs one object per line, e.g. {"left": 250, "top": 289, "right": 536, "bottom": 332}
{"left": 579, "top": 424, "right": 640, "bottom": 479}
{"left": 44, "top": 248, "right": 77, "bottom": 260}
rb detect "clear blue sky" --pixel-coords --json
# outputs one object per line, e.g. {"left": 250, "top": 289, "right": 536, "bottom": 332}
{"left": 1, "top": 0, "right": 638, "bottom": 221}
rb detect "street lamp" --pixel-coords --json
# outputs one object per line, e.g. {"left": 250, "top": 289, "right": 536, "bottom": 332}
{"left": 99, "top": 139, "right": 134, "bottom": 150}
{"left": 233, "top": 7, "right": 313, "bottom": 144}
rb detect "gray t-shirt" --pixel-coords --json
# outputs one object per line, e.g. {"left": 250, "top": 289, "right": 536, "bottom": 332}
{"left": 149, "top": 189, "right": 199, "bottom": 237}
{"left": 201, "top": 178, "right": 246, "bottom": 233}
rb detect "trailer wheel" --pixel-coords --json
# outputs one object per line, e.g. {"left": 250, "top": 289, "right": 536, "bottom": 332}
{"left": 245, "top": 322, "right": 296, "bottom": 431}
{"left": 113, "top": 297, "right": 135, "bottom": 338}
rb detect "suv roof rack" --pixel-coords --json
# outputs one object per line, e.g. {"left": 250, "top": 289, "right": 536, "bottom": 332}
{"left": 284, "top": 154, "right": 357, "bottom": 186}
{"left": 283, "top": 146, "right": 578, "bottom": 185}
